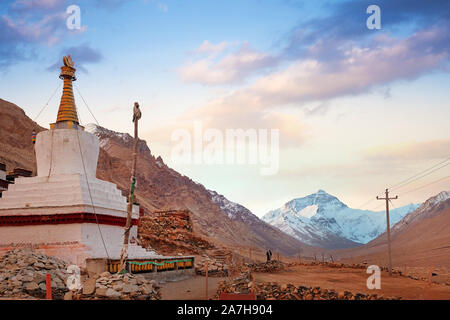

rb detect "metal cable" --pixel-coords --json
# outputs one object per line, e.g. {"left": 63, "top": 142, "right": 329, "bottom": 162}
{"left": 74, "top": 84, "right": 100, "bottom": 126}
{"left": 33, "top": 83, "right": 62, "bottom": 122}
{"left": 75, "top": 129, "right": 111, "bottom": 260}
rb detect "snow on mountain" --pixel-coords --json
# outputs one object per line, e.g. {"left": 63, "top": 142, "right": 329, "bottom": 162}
{"left": 391, "top": 191, "right": 449, "bottom": 234}
{"left": 262, "top": 190, "right": 420, "bottom": 248}
{"left": 208, "top": 190, "right": 258, "bottom": 224}
{"left": 86, "top": 123, "right": 152, "bottom": 157}
{"left": 298, "top": 205, "right": 318, "bottom": 218}
{"left": 207, "top": 189, "right": 315, "bottom": 252}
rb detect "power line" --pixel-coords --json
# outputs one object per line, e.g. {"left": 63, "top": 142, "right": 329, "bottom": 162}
{"left": 391, "top": 162, "right": 450, "bottom": 192}
{"left": 400, "top": 175, "right": 450, "bottom": 196}
{"left": 388, "top": 157, "right": 450, "bottom": 190}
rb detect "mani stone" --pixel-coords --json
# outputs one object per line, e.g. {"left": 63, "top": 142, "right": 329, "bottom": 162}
{"left": 82, "top": 278, "right": 96, "bottom": 295}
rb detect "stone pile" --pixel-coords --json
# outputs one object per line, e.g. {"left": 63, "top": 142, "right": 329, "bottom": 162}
{"left": 0, "top": 248, "right": 69, "bottom": 299}
{"left": 243, "top": 260, "right": 285, "bottom": 273}
{"left": 215, "top": 272, "right": 401, "bottom": 300}
{"left": 138, "top": 210, "right": 214, "bottom": 255}
{"left": 69, "top": 271, "right": 161, "bottom": 300}
{"left": 209, "top": 248, "right": 233, "bottom": 263}
{"left": 195, "top": 257, "right": 229, "bottom": 277}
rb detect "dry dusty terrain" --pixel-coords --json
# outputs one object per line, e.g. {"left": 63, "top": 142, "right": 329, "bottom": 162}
{"left": 158, "top": 265, "right": 449, "bottom": 300}
{"left": 252, "top": 265, "right": 450, "bottom": 300}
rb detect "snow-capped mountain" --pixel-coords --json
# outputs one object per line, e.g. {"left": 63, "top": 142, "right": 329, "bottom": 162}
{"left": 390, "top": 191, "right": 449, "bottom": 234}
{"left": 262, "top": 190, "right": 419, "bottom": 249}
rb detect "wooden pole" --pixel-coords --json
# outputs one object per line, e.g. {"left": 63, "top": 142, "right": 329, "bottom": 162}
{"left": 119, "top": 102, "right": 141, "bottom": 272}
{"left": 377, "top": 189, "right": 398, "bottom": 276}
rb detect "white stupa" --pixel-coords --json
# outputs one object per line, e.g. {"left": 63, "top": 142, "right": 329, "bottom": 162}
{"left": 0, "top": 56, "right": 167, "bottom": 268}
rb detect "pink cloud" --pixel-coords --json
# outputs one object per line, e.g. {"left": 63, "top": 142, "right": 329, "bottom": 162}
{"left": 179, "top": 41, "right": 278, "bottom": 85}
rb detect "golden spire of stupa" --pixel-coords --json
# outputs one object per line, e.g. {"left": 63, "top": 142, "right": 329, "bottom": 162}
{"left": 51, "top": 55, "right": 81, "bottom": 130}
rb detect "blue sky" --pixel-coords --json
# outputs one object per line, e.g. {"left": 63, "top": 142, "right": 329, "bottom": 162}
{"left": 1, "top": 0, "right": 449, "bottom": 216}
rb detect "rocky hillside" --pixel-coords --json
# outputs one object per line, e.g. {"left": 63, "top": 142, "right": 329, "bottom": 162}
{"left": 389, "top": 191, "right": 449, "bottom": 235}
{"left": 262, "top": 190, "right": 418, "bottom": 249}
{"left": 335, "top": 191, "right": 450, "bottom": 268}
{"left": 0, "top": 99, "right": 45, "bottom": 174}
{"left": 87, "top": 123, "right": 310, "bottom": 255}
{"left": 208, "top": 190, "right": 313, "bottom": 252}
{"left": 0, "top": 98, "right": 309, "bottom": 256}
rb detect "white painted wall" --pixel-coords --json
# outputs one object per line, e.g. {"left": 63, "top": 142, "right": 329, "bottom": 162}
{"left": 35, "top": 129, "right": 99, "bottom": 177}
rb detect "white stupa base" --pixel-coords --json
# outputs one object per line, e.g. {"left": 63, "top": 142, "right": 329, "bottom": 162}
{"left": 0, "top": 223, "right": 164, "bottom": 267}
{"left": 0, "top": 173, "right": 161, "bottom": 266}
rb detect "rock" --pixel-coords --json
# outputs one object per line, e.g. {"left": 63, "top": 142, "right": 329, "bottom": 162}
{"left": 338, "top": 291, "right": 346, "bottom": 299}
{"left": 83, "top": 278, "right": 96, "bottom": 295}
{"left": 105, "top": 288, "right": 121, "bottom": 298}
{"left": 95, "top": 287, "right": 108, "bottom": 297}
{"left": 141, "top": 284, "right": 152, "bottom": 295}
{"left": 64, "top": 291, "right": 73, "bottom": 300}
{"left": 25, "top": 282, "right": 39, "bottom": 291}
{"left": 33, "top": 273, "right": 46, "bottom": 284}
{"left": 112, "top": 283, "right": 124, "bottom": 291}
{"left": 123, "top": 284, "right": 139, "bottom": 293}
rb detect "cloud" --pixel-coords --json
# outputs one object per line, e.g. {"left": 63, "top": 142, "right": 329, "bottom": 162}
{"left": 179, "top": 41, "right": 278, "bottom": 85}
{"left": 282, "top": 0, "right": 450, "bottom": 59}
{"left": 171, "top": 20, "right": 450, "bottom": 148}
{"left": 193, "top": 25, "right": 449, "bottom": 112}
{"left": 196, "top": 40, "right": 232, "bottom": 56}
{"left": 156, "top": 2, "right": 168, "bottom": 12}
{"left": 11, "top": 0, "right": 62, "bottom": 10}
{"left": 365, "top": 140, "right": 450, "bottom": 162}
{"left": 0, "top": 0, "right": 86, "bottom": 70}
{"left": 46, "top": 43, "right": 104, "bottom": 73}
{"left": 303, "top": 102, "right": 330, "bottom": 117}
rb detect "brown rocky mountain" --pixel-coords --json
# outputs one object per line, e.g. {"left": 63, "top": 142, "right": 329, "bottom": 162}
{"left": 0, "top": 98, "right": 311, "bottom": 256}
{"left": 334, "top": 191, "right": 450, "bottom": 268}
{"left": 0, "top": 99, "right": 45, "bottom": 174}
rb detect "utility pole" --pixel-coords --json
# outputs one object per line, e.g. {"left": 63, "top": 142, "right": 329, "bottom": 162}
{"left": 119, "top": 102, "right": 142, "bottom": 273}
{"left": 376, "top": 188, "right": 398, "bottom": 276}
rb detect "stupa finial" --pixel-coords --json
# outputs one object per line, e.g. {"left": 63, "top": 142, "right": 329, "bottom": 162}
{"left": 52, "top": 55, "right": 80, "bottom": 129}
